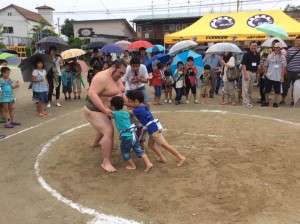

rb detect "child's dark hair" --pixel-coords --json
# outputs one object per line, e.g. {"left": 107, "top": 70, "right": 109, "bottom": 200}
{"left": 0, "top": 59, "right": 8, "bottom": 65}
{"left": 262, "top": 53, "right": 268, "bottom": 58}
{"left": 177, "top": 61, "right": 184, "bottom": 66}
{"left": 164, "top": 70, "right": 171, "bottom": 76}
{"left": 157, "top": 62, "right": 164, "bottom": 69}
{"left": 130, "top": 57, "right": 141, "bottom": 65}
{"left": 127, "top": 90, "right": 144, "bottom": 103}
{"left": 34, "top": 58, "right": 45, "bottom": 69}
{"left": 204, "top": 64, "right": 211, "bottom": 70}
{"left": 187, "top": 56, "right": 194, "bottom": 62}
{"left": 110, "top": 96, "right": 124, "bottom": 110}
{"left": 1, "top": 66, "right": 10, "bottom": 74}
{"left": 166, "top": 61, "right": 171, "bottom": 67}
{"left": 49, "top": 46, "right": 57, "bottom": 52}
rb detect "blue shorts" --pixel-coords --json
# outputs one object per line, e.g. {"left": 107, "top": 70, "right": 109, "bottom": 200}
{"left": 34, "top": 91, "right": 48, "bottom": 102}
{"left": 154, "top": 85, "right": 162, "bottom": 97}
{"left": 63, "top": 82, "right": 72, "bottom": 94}
{"left": 120, "top": 136, "right": 144, "bottom": 161}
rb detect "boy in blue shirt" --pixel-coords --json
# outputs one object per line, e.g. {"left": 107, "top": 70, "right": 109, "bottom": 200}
{"left": 111, "top": 96, "right": 153, "bottom": 172}
{"left": 126, "top": 90, "right": 186, "bottom": 167}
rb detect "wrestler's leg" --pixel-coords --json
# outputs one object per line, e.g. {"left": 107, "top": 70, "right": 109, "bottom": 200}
{"left": 84, "top": 107, "right": 116, "bottom": 172}
{"left": 90, "top": 131, "right": 103, "bottom": 148}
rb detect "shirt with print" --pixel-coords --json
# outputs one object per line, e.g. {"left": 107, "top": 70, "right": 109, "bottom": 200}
{"left": 265, "top": 53, "right": 287, "bottom": 81}
{"left": 0, "top": 78, "right": 13, "bottom": 102}
{"left": 199, "top": 72, "right": 211, "bottom": 86}
{"left": 113, "top": 110, "right": 134, "bottom": 138}
{"left": 132, "top": 105, "right": 158, "bottom": 135}
{"left": 152, "top": 69, "right": 163, "bottom": 86}
{"left": 32, "top": 69, "right": 48, "bottom": 92}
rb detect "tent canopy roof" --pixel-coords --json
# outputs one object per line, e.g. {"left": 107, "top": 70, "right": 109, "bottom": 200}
{"left": 164, "top": 10, "right": 300, "bottom": 44}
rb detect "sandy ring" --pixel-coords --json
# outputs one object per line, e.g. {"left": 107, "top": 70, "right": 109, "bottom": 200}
{"left": 34, "top": 109, "right": 300, "bottom": 224}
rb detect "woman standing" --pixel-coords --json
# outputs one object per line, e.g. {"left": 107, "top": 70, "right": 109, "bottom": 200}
{"left": 221, "top": 52, "right": 236, "bottom": 106}
{"left": 46, "top": 46, "right": 62, "bottom": 108}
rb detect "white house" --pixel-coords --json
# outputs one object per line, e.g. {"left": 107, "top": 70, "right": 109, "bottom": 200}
{"left": 0, "top": 4, "right": 54, "bottom": 46}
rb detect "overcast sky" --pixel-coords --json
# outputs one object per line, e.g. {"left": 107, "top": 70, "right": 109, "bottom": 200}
{"left": 2, "top": 0, "right": 299, "bottom": 28}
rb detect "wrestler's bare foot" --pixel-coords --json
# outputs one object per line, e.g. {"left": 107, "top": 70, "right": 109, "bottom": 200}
{"left": 156, "top": 158, "right": 167, "bottom": 163}
{"left": 145, "top": 163, "right": 153, "bottom": 172}
{"left": 101, "top": 162, "right": 117, "bottom": 173}
{"left": 177, "top": 156, "right": 186, "bottom": 167}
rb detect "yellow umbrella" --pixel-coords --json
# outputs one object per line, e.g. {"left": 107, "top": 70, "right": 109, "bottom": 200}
{"left": 61, "top": 49, "right": 86, "bottom": 60}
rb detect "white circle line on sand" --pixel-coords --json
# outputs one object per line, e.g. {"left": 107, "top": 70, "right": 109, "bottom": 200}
{"left": 0, "top": 109, "right": 83, "bottom": 141}
{"left": 34, "top": 123, "right": 140, "bottom": 224}
{"left": 35, "top": 109, "right": 300, "bottom": 224}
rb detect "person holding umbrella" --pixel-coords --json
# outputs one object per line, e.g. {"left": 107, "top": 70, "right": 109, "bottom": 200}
{"left": 70, "top": 57, "right": 85, "bottom": 99}
{"left": 46, "top": 46, "right": 62, "bottom": 108}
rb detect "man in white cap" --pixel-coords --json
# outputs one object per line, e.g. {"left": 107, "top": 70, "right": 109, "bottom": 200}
{"left": 262, "top": 43, "right": 287, "bottom": 108}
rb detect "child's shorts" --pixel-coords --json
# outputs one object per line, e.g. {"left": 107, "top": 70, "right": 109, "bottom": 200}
{"left": 200, "top": 86, "right": 209, "bottom": 97}
{"left": 149, "top": 131, "right": 167, "bottom": 146}
{"left": 63, "top": 82, "right": 72, "bottom": 94}
{"left": 34, "top": 91, "right": 48, "bottom": 102}
{"left": 120, "top": 136, "right": 144, "bottom": 161}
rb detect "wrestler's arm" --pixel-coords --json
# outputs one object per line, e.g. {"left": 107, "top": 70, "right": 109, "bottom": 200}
{"left": 88, "top": 74, "right": 113, "bottom": 117}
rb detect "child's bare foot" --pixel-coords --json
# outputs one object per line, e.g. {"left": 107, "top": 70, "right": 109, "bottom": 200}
{"left": 145, "top": 163, "right": 153, "bottom": 172}
{"left": 126, "top": 165, "right": 136, "bottom": 170}
{"left": 156, "top": 158, "right": 167, "bottom": 163}
{"left": 38, "top": 113, "right": 46, "bottom": 117}
{"left": 205, "top": 101, "right": 209, "bottom": 104}
{"left": 177, "top": 156, "right": 186, "bottom": 167}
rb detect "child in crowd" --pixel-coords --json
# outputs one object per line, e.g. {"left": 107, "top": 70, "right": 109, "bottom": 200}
{"left": 102, "top": 61, "right": 109, "bottom": 71}
{"left": 173, "top": 61, "right": 185, "bottom": 105}
{"left": 87, "top": 64, "right": 102, "bottom": 86}
{"left": 0, "top": 67, "right": 20, "bottom": 128}
{"left": 163, "top": 70, "right": 174, "bottom": 104}
{"left": 110, "top": 96, "right": 153, "bottom": 172}
{"left": 32, "top": 59, "right": 49, "bottom": 117}
{"left": 184, "top": 57, "right": 198, "bottom": 104}
{"left": 61, "top": 63, "right": 74, "bottom": 100}
{"left": 257, "top": 53, "right": 268, "bottom": 104}
{"left": 0, "top": 60, "right": 8, "bottom": 123}
{"left": 199, "top": 64, "right": 212, "bottom": 104}
{"left": 71, "top": 58, "right": 85, "bottom": 99}
{"left": 152, "top": 62, "right": 164, "bottom": 105}
{"left": 127, "top": 90, "right": 186, "bottom": 167}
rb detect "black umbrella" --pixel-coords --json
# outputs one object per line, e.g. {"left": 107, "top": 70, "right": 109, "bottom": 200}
{"left": 36, "top": 36, "right": 69, "bottom": 51}
{"left": 18, "top": 53, "right": 53, "bottom": 82}
{"left": 0, "top": 49, "right": 18, "bottom": 55}
{"left": 86, "top": 41, "right": 107, "bottom": 49}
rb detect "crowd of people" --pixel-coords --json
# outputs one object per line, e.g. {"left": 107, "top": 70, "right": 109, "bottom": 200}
{"left": 0, "top": 36, "right": 299, "bottom": 169}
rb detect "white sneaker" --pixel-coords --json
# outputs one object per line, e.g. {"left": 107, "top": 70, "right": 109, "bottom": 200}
{"left": 56, "top": 102, "right": 61, "bottom": 107}
{"left": 168, "top": 100, "right": 172, "bottom": 104}
{"left": 164, "top": 100, "right": 168, "bottom": 103}
{"left": 247, "top": 103, "right": 253, "bottom": 108}
{"left": 186, "top": 100, "right": 189, "bottom": 104}
{"left": 46, "top": 103, "right": 51, "bottom": 108}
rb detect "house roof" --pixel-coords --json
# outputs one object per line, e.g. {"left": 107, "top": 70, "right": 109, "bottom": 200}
{"left": 0, "top": 4, "right": 52, "bottom": 26}
{"left": 132, "top": 12, "right": 204, "bottom": 22}
{"left": 35, "top": 5, "right": 55, "bottom": 11}
{"left": 72, "top": 19, "right": 135, "bottom": 34}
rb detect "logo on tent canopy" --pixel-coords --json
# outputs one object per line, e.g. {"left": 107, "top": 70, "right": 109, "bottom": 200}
{"left": 210, "top": 16, "right": 235, "bottom": 30}
{"left": 247, "top": 14, "right": 274, "bottom": 28}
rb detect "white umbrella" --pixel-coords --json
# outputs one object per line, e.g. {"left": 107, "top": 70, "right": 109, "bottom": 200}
{"left": 293, "top": 80, "right": 300, "bottom": 107}
{"left": 205, "top": 43, "right": 243, "bottom": 54}
{"left": 115, "top": 40, "right": 132, "bottom": 50}
{"left": 261, "top": 38, "right": 287, "bottom": 48}
{"left": 169, "top": 40, "right": 197, "bottom": 55}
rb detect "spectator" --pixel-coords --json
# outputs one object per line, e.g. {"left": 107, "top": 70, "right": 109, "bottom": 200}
{"left": 221, "top": 51, "right": 236, "bottom": 106}
{"left": 139, "top": 47, "right": 149, "bottom": 65}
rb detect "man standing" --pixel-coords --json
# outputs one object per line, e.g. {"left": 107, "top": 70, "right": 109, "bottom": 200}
{"left": 262, "top": 43, "right": 286, "bottom": 108}
{"left": 281, "top": 36, "right": 300, "bottom": 106}
{"left": 122, "top": 57, "right": 150, "bottom": 106}
{"left": 241, "top": 41, "right": 260, "bottom": 108}
{"left": 203, "top": 53, "right": 222, "bottom": 97}
{"left": 84, "top": 59, "right": 127, "bottom": 173}
{"left": 139, "top": 47, "right": 149, "bottom": 65}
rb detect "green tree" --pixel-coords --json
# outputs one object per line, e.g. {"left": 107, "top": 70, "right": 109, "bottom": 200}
{"left": 61, "top": 19, "right": 74, "bottom": 38}
{"left": 68, "top": 37, "right": 83, "bottom": 48}
{"left": 0, "top": 24, "right": 6, "bottom": 48}
{"left": 284, "top": 4, "right": 300, "bottom": 11}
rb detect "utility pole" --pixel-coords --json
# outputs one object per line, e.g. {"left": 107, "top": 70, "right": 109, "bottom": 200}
{"left": 57, "top": 17, "right": 60, "bottom": 36}
{"left": 237, "top": 0, "right": 240, "bottom": 12}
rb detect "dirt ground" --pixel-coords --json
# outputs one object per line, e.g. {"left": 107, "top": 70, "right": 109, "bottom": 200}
{"left": 1, "top": 82, "right": 300, "bottom": 224}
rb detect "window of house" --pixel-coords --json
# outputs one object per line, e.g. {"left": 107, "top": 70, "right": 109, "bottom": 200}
{"left": 7, "top": 12, "right": 12, "bottom": 16}
{"left": 141, "top": 25, "right": 152, "bottom": 32}
{"left": 164, "top": 24, "right": 175, "bottom": 31}
{"left": 176, "top": 24, "right": 181, "bottom": 31}
{"left": 182, "top": 24, "right": 187, "bottom": 29}
{"left": 137, "top": 26, "right": 141, "bottom": 32}
{"left": 3, "top": 27, "right": 14, "bottom": 34}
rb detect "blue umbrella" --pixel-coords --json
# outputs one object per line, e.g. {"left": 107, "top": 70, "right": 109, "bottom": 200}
{"left": 171, "top": 50, "right": 204, "bottom": 79}
{"left": 146, "top": 45, "right": 165, "bottom": 53}
{"left": 100, "top": 44, "right": 125, "bottom": 54}
{"left": 145, "top": 54, "right": 171, "bottom": 73}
